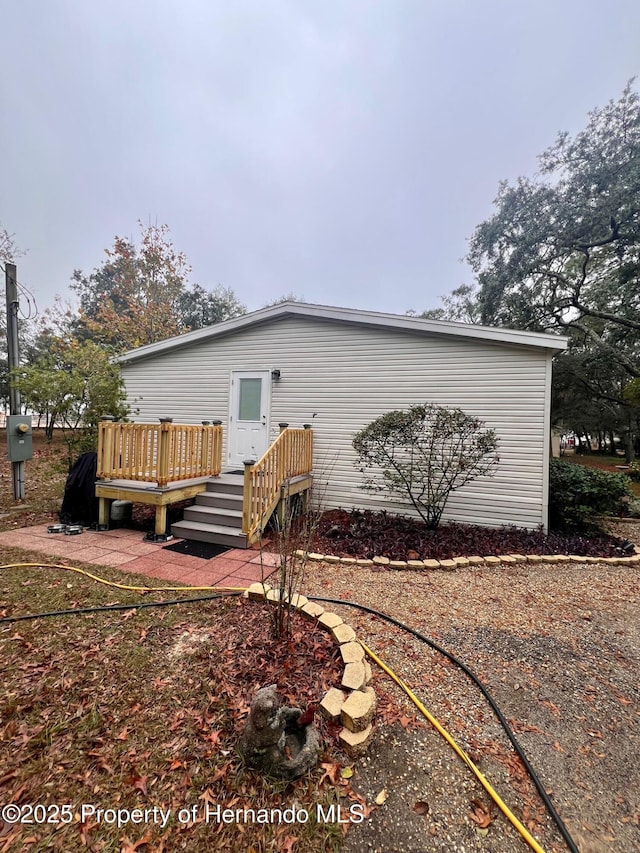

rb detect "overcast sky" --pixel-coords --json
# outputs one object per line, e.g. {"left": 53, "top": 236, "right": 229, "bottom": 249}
{"left": 1, "top": 1, "right": 639, "bottom": 320}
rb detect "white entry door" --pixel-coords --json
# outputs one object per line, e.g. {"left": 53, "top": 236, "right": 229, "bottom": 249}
{"left": 228, "top": 370, "right": 271, "bottom": 467}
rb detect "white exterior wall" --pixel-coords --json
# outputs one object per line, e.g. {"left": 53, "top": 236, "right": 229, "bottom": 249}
{"left": 121, "top": 315, "right": 551, "bottom": 529}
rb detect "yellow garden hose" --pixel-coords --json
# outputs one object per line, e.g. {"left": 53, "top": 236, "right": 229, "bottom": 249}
{"left": 0, "top": 562, "right": 247, "bottom": 593}
{"left": 361, "top": 641, "right": 547, "bottom": 853}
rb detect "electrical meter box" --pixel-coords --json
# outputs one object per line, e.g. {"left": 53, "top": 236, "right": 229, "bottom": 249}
{"left": 7, "top": 415, "right": 33, "bottom": 462}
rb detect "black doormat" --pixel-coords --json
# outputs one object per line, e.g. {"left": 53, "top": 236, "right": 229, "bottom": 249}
{"left": 226, "top": 469, "right": 244, "bottom": 475}
{"left": 163, "top": 540, "right": 230, "bottom": 559}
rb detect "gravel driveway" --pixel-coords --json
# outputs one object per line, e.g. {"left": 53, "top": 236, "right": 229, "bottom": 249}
{"left": 299, "top": 525, "right": 640, "bottom": 853}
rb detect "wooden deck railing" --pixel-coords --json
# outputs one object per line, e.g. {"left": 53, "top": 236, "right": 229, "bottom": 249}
{"left": 97, "top": 420, "right": 223, "bottom": 487}
{"left": 242, "top": 427, "right": 313, "bottom": 540}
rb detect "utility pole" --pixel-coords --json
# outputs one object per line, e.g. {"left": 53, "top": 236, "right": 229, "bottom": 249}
{"left": 5, "top": 262, "right": 25, "bottom": 498}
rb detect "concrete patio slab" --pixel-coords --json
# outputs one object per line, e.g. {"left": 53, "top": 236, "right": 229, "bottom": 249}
{"left": 0, "top": 524, "right": 276, "bottom": 589}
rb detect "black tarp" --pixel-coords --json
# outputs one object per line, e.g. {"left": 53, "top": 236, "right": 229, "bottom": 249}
{"left": 59, "top": 452, "right": 99, "bottom": 526}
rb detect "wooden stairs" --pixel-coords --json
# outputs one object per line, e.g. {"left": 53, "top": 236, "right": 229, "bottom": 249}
{"left": 170, "top": 472, "right": 247, "bottom": 549}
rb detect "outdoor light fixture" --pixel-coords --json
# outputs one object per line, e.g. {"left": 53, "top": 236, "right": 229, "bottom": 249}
{"left": 271, "top": 369, "right": 281, "bottom": 380}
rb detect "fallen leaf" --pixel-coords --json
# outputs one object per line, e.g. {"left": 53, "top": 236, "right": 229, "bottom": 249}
{"left": 121, "top": 832, "right": 152, "bottom": 852}
{"left": 319, "top": 763, "right": 341, "bottom": 785}
{"left": 375, "top": 789, "right": 388, "bottom": 805}
{"left": 413, "top": 800, "right": 430, "bottom": 815}
{"left": 340, "top": 767, "right": 354, "bottom": 779}
{"left": 469, "top": 799, "right": 493, "bottom": 828}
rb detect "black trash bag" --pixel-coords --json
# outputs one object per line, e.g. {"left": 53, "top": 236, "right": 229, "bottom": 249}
{"left": 59, "top": 452, "right": 99, "bottom": 526}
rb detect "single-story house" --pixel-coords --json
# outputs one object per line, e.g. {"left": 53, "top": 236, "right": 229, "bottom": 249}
{"left": 115, "top": 302, "right": 567, "bottom": 541}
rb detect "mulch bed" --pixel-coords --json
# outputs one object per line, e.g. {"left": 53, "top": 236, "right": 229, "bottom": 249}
{"left": 310, "top": 509, "right": 634, "bottom": 561}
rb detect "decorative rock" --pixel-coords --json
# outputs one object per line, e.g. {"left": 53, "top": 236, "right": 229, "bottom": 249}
{"left": 389, "top": 560, "right": 408, "bottom": 568}
{"left": 525, "top": 554, "right": 545, "bottom": 563}
{"left": 453, "top": 557, "right": 470, "bottom": 567}
{"left": 300, "top": 601, "right": 325, "bottom": 620}
{"left": 340, "top": 557, "right": 357, "bottom": 564}
{"left": 245, "top": 582, "right": 271, "bottom": 600}
{"left": 340, "top": 641, "right": 365, "bottom": 664}
{"left": 341, "top": 687, "right": 377, "bottom": 733}
{"left": 484, "top": 556, "right": 501, "bottom": 565}
{"left": 288, "top": 593, "right": 309, "bottom": 608}
{"left": 318, "top": 611, "right": 343, "bottom": 631}
{"left": 508, "top": 554, "right": 526, "bottom": 562}
{"left": 363, "top": 660, "right": 373, "bottom": 685}
{"left": 407, "top": 560, "right": 424, "bottom": 568}
{"left": 569, "top": 555, "right": 587, "bottom": 563}
{"left": 342, "top": 661, "right": 367, "bottom": 690}
{"left": 498, "top": 555, "right": 517, "bottom": 564}
{"left": 331, "top": 623, "right": 357, "bottom": 644}
{"left": 356, "top": 558, "right": 373, "bottom": 566}
{"left": 467, "top": 556, "right": 485, "bottom": 565}
{"left": 423, "top": 559, "right": 440, "bottom": 569}
{"left": 319, "top": 687, "right": 347, "bottom": 721}
{"left": 339, "top": 724, "right": 373, "bottom": 757}
{"left": 294, "top": 549, "right": 307, "bottom": 558}
{"left": 372, "top": 556, "right": 390, "bottom": 566}
{"left": 307, "top": 553, "right": 325, "bottom": 561}
{"left": 322, "top": 554, "right": 341, "bottom": 564}
{"left": 439, "top": 559, "right": 457, "bottom": 570}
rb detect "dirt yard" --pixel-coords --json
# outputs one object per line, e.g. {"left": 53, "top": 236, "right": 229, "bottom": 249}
{"left": 300, "top": 531, "right": 640, "bottom": 853}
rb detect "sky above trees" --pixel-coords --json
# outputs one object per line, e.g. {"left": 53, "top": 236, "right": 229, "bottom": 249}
{"left": 1, "top": 0, "right": 639, "bottom": 317}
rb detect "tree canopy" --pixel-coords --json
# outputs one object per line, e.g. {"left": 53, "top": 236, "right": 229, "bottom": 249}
{"left": 71, "top": 222, "right": 245, "bottom": 352}
{"left": 423, "top": 82, "right": 640, "bottom": 456}
{"left": 467, "top": 81, "right": 640, "bottom": 375}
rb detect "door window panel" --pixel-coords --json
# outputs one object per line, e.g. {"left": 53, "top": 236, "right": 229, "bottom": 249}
{"left": 238, "top": 378, "right": 262, "bottom": 421}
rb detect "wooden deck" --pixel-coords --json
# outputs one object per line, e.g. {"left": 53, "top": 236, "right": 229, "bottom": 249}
{"left": 95, "top": 476, "right": 212, "bottom": 537}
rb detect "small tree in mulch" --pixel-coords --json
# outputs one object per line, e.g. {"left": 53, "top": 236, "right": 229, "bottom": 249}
{"left": 353, "top": 403, "right": 499, "bottom": 530}
{"left": 261, "top": 486, "right": 322, "bottom": 639}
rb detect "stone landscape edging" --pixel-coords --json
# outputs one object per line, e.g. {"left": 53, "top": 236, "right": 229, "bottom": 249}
{"left": 244, "top": 582, "right": 377, "bottom": 757}
{"left": 294, "top": 549, "right": 640, "bottom": 568}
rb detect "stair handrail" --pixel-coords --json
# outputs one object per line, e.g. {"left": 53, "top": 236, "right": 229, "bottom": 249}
{"left": 242, "top": 426, "right": 313, "bottom": 539}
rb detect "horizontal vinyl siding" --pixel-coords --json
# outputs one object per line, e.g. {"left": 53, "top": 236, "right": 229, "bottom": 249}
{"left": 121, "top": 316, "right": 549, "bottom": 528}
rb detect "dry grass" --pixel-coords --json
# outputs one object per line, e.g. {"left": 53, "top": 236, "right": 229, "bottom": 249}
{"left": 0, "top": 552, "right": 353, "bottom": 853}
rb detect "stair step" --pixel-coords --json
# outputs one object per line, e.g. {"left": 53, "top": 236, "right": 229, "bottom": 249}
{"left": 197, "top": 492, "right": 243, "bottom": 510}
{"left": 205, "top": 474, "right": 244, "bottom": 496}
{"left": 184, "top": 505, "right": 243, "bottom": 528}
{"left": 171, "top": 520, "right": 247, "bottom": 549}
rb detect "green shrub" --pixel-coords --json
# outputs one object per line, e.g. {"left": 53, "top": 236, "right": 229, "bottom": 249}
{"left": 548, "top": 459, "right": 632, "bottom": 530}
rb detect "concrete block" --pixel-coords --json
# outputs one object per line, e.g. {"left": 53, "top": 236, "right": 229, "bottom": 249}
{"left": 300, "top": 601, "right": 325, "bottom": 620}
{"left": 342, "top": 661, "right": 366, "bottom": 690}
{"left": 331, "top": 623, "right": 357, "bottom": 644}
{"left": 341, "top": 686, "right": 377, "bottom": 733}
{"left": 319, "top": 687, "right": 347, "bottom": 721}
{"left": 318, "top": 611, "right": 343, "bottom": 631}
{"left": 339, "top": 724, "right": 373, "bottom": 757}
{"left": 340, "top": 641, "right": 365, "bottom": 664}
{"left": 245, "top": 582, "right": 271, "bottom": 600}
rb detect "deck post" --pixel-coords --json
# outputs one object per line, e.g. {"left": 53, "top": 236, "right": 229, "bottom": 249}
{"left": 200, "top": 422, "right": 210, "bottom": 472}
{"left": 242, "top": 459, "right": 253, "bottom": 535}
{"left": 99, "top": 416, "right": 115, "bottom": 479}
{"left": 158, "top": 418, "right": 173, "bottom": 487}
